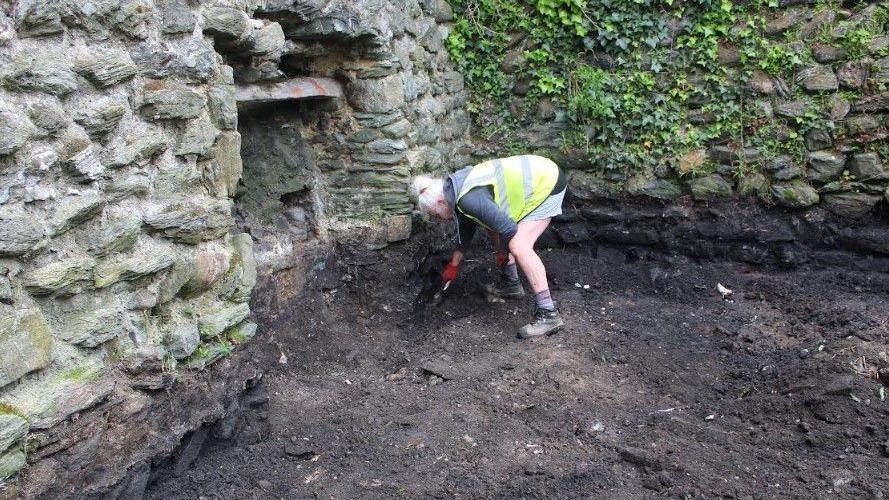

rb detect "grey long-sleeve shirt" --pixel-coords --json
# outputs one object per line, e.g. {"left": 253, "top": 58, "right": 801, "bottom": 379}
{"left": 443, "top": 166, "right": 517, "bottom": 253}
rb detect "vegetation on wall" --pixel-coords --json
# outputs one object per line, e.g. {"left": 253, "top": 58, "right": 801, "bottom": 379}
{"left": 445, "top": 0, "right": 889, "bottom": 192}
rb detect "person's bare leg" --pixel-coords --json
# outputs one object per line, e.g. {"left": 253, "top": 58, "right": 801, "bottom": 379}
{"left": 508, "top": 219, "right": 551, "bottom": 293}
{"left": 509, "top": 218, "right": 564, "bottom": 338}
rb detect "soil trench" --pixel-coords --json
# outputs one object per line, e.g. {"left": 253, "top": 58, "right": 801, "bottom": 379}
{"left": 147, "top": 240, "right": 889, "bottom": 499}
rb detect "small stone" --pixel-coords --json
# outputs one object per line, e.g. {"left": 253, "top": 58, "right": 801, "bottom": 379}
{"left": 164, "top": 323, "right": 200, "bottom": 359}
{"left": 140, "top": 84, "right": 207, "bottom": 120}
{"left": 197, "top": 303, "right": 250, "bottom": 339}
{"left": 73, "top": 100, "right": 127, "bottom": 140}
{"left": 738, "top": 172, "right": 769, "bottom": 198}
{"left": 240, "top": 22, "right": 285, "bottom": 58}
{"left": 114, "top": 0, "right": 154, "bottom": 39}
{"left": 800, "top": 10, "right": 834, "bottom": 40}
{"left": 847, "top": 153, "right": 887, "bottom": 181}
{"left": 13, "top": 0, "right": 63, "bottom": 38}
{"left": 0, "top": 110, "right": 34, "bottom": 156}
{"left": 23, "top": 257, "right": 95, "bottom": 296}
{"left": 61, "top": 306, "right": 132, "bottom": 347}
{"left": 208, "top": 84, "right": 238, "bottom": 130}
{"left": 108, "top": 174, "right": 151, "bottom": 200}
{"left": 0, "top": 450, "right": 25, "bottom": 480}
{"left": 690, "top": 174, "right": 733, "bottom": 200}
{"left": 804, "top": 129, "right": 832, "bottom": 151}
{"left": 219, "top": 233, "right": 256, "bottom": 303}
{"left": 28, "top": 101, "right": 67, "bottom": 133}
{"left": 837, "top": 60, "right": 868, "bottom": 89}
{"left": 257, "top": 479, "right": 272, "bottom": 490}
{"left": 74, "top": 48, "right": 137, "bottom": 88}
{"left": 823, "top": 192, "right": 882, "bottom": 218}
{"left": 93, "top": 244, "right": 176, "bottom": 289}
{"left": 204, "top": 131, "right": 242, "bottom": 197}
{"left": 421, "top": 0, "right": 453, "bottom": 21}
{"left": 808, "top": 151, "right": 846, "bottom": 183}
{"left": 130, "top": 38, "right": 218, "bottom": 83}
{"left": 202, "top": 7, "right": 249, "bottom": 41}
{"left": 2, "top": 54, "right": 78, "bottom": 96}
{"left": 773, "top": 164, "right": 804, "bottom": 181}
{"left": 0, "top": 413, "right": 28, "bottom": 453}
{"left": 830, "top": 96, "right": 851, "bottom": 120}
{"left": 0, "top": 301, "right": 53, "bottom": 388}
{"left": 368, "top": 138, "right": 407, "bottom": 155}
{"left": 765, "top": 8, "right": 804, "bottom": 35}
{"left": 0, "top": 207, "right": 45, "bottom": 256}
{"left": 870, "top": 36, "right": 889, "bottom": 55}
{"left": 626, "top": 176, "right": 681, "bottom": 200}
{"left": 65, "top": 145, "right": 105, "bottom": 182}
{"left": 157, "top": 0, "right": 195, "bottom": 34}
{"left": 382, "top": 119, "right": 412, "bottom": 139}
{"left": 771, "top": 180, "right": 820, "bottom": 208}
{"left": 143, "top": 198, "right": 235, "bottom": 244}
{"left": 346, "top": 74, "right": 405, "bottom": 113}
{"left": 104, "top": 130, "right": 168, "bottom": 168}
{"left": 50, "top": 194, "right": 105, "bottom": 236}
{"left": 798, "top": 64, "right": 838, "bottom": 91}
{"left": 180, "top": 245, "right": 231, "bottom": 295}
{"left": 228, "top": 320, "right": 257, "bottom": 342}
{"left": 85, "top": 217, "right": 142, "bottom": 257}
{"left": 175, "top": 113, "right": 219, "bottom": 157}
{"left": 776, "top": 100, "right": 810, "bottom": 118}
{"left": 845, "top": 115, "right": 881, "bottom": 136}
{"left": 812, "top": 43, "right": 848, "bottom": 63}
{"left": 853, "top": 92, "right": 889, "bottom": 113}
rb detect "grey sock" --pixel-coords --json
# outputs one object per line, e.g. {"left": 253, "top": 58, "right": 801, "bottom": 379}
{"left": 535, "top": 289, "right": 555, "bottom": 310}
{"left": 501, "top": 262, "right": 519, "bottom": 282}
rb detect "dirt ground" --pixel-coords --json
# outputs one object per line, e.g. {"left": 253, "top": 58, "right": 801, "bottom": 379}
{"left": 147, "top": 239, "right": 889, "bottom": 499}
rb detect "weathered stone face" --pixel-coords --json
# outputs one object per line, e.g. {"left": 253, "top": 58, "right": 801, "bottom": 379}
{"left": 140, "top": 84, "right": 207, "bottom": 120}
{"left": 74, "top": 48, "right": 137, "bottom": 88}
{"left": 0, "top": 110, "right": 35, "bottom": 155}
{"left": 143, "top": 199, "right": 235, "bottom": 244}
{"left": 2, "top": 54, "right": 78, "bottom": 96}
{"left": 0, "top": 304, "right": 53, "bottom": 388}
{"left": 771, "top": 180, "right": 820, "bottom": 208}
{"left": 0, "top": 206, "right": 46, "bottom": 256}
{"left": 346, "top": 74, "right": 406, "bottom": 113}
{"left": 808, "top": 151, "right": 846, "bottom": 183}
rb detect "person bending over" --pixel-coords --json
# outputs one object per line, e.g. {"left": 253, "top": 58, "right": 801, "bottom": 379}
{"left": 411, "top": 154, "right": 567, "bottom": 338}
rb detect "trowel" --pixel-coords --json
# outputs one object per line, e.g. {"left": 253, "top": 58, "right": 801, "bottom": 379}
{"left": 413, "top": 277, "right": 452, "bottom": 310}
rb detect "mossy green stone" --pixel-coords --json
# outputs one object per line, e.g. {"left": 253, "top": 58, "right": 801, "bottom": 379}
{"left": 0, "top": 413, "right": 28, "bottom": 453}
{"left": 0, "top": 307, "right": 53, "bottom": 388}
{"left": 0, "top": 449, "right": 25, "bottom": 480}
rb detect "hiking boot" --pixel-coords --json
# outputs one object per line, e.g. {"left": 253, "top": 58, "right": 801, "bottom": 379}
{"left": 483, "top": 279, "right": 526, "bottom": 300}
{"left": 518, "top": 307, "right": 564, "bottom": 339}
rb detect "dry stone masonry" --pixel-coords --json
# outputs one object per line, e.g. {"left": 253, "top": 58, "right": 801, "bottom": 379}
{"left": 0, "top": 0, "right": 468, "bottom": 495}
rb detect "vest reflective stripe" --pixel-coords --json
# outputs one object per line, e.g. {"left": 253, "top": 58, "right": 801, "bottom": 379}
{"left": 456, "top": 155, "right": 559, "bottom": 226}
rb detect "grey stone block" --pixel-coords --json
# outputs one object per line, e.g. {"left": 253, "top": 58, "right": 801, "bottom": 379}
{"left": 74, "top": 48, "right": 137, "bottom": 88}
{"left": 140, "top": 86, "right": 207, "bottom": 120}
{"left": 23, "top": 257, "right": 95, "bottom": 296}
{"left": 2, "top": 54, "right": 77, "bottom": 96}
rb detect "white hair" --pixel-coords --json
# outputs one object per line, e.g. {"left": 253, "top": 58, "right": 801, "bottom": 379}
{"left": 410, "top": 175, "right": 444, "bottom": 215}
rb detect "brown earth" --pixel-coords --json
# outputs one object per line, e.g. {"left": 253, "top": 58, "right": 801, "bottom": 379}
{"left": 146, "top": 236, "right": 889, "bottom": 499}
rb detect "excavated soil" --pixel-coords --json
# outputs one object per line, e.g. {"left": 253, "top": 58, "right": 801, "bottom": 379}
{"left": 147, "top": 238, "right": 889, "bottom": 499}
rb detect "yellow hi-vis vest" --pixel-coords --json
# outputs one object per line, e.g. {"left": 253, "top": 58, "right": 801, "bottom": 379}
{"left": 456, "top": 155, "right": 560, "bottom": 226}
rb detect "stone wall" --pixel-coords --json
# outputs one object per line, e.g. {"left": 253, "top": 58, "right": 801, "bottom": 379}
{"left": 454, "top": 0, "right": 889, "bottom": 220}
{"left": 0, "top": 0, "right": 469, "bottom": 494}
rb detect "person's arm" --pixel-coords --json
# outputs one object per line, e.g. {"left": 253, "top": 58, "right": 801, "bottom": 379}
{"left": 456, "top": 187, "right": 517, "bottom": 253}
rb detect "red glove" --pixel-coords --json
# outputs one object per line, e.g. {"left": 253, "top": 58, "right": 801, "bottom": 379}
{"left": 495, "top": 252, "right": 509, "bottom": 268}
{"left": 441, "top": 263, "right": 459, "bottom": 282}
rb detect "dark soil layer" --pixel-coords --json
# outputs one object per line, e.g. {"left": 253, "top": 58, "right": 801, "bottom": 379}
{"left": 147, "top": 240, "right": 889, "bottom": 499}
